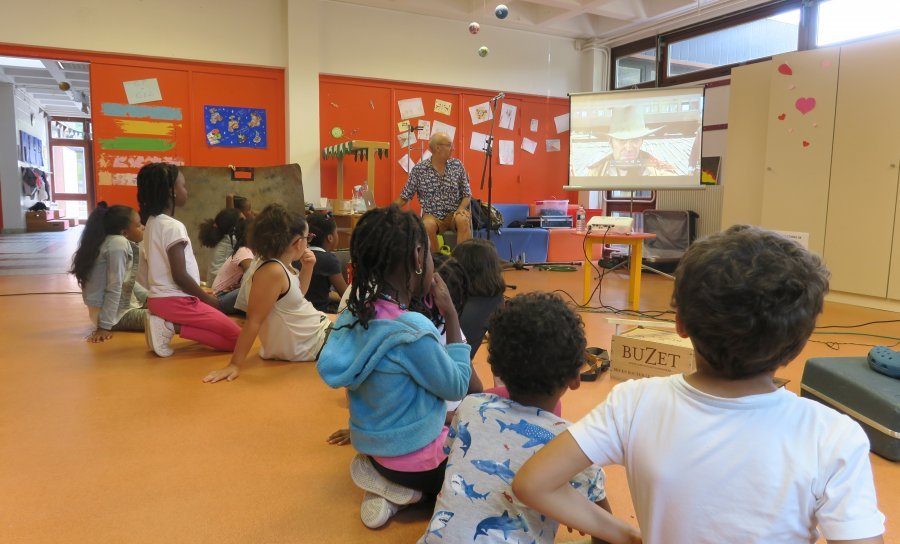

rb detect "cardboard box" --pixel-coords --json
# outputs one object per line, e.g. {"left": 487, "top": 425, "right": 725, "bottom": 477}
{"left": 610, "top": 327, "right": 695, "bottom": 380}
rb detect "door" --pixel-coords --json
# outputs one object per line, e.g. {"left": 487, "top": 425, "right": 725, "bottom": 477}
{"left": 49, "top": 117, "right": 94, "bottom": 221}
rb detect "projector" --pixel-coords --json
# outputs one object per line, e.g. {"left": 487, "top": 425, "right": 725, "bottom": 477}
{"left": 587, "top": 216, "right": 634, "bottom": 234}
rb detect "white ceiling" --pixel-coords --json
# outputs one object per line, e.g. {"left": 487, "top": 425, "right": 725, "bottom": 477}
{"left": 0, "top": 57, "right": 90, "bottom": 118}
{"left": 331, "top": 0, "right": 767, "bottom": 42}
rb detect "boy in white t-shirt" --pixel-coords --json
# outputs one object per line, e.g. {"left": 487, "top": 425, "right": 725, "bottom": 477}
{"left": 513, "top": 225, "right": 886, "bottom": 544}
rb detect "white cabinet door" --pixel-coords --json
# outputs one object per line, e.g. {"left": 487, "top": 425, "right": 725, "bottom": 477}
{"left": 824, "top": 35, "right": 900, "bottom": 297}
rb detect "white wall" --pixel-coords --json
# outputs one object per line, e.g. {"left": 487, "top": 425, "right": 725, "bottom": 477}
{"left": 317, "top": 2, "right": 585, "bottom": 98}
{"left": 0, "top": 0, "right": 287, "bottom": 68}
{"left": 0, "top": 83, "right": 23, "bottom": 231}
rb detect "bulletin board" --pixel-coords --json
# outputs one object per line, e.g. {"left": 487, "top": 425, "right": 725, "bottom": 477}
{"left": 320, "top": 75, "right": 574, "bottom": 209}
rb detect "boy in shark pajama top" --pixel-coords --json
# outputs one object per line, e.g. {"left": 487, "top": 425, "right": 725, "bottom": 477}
{"left": 418, "top": 293, "right": 621, "bottom": 544}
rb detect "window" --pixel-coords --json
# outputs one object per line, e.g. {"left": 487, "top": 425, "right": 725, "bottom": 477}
{"left": 817, "top": 0, "right": 900, "bottom": 46}
{"left": 667, "top": 10, "right": 800, "bottom": 78}
{"left": 611, "top": 38, "right": 658, "bottom": 89}
{"left": 615, "top": 48, "right": 656, "bottom": 88}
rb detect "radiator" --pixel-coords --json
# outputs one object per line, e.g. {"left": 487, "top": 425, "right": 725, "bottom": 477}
{"left": 656, "top": 185, "right": 723, "bottom": 239}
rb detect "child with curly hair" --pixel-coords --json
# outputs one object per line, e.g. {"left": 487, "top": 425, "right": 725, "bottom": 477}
{"left": 418, "top": 292, "right": 634, "bottom": 544}
{"left": 514, "top": 226, "right": 885, "bottom": 544}
{"left": 203, "top": 204, "right": 330, "bottom": 383}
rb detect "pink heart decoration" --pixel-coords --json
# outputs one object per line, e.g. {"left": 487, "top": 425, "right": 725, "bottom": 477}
{"left": 802, "top": 140, "right": 810, "bottom": 147}
{"left": 777, "top": 63, "right": 793, "bottom": 75}
{"left": 795, "top": 97, "right": 816, "bottom": 115}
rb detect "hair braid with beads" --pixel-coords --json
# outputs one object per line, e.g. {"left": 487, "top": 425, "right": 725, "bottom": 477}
{"left": 345, "top": 205, "right": 433, "bottom": 329}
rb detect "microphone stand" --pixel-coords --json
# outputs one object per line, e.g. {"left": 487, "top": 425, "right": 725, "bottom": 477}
{"left": 479, "top": 96, "right": 501, "bottom": 241}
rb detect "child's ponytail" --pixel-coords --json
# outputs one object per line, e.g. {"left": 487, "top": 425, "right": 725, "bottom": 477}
{"left": 70, "top": 202, "right": 135, "bottom": 288}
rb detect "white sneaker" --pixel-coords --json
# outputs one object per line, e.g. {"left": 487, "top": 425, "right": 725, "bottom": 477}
{"left": 350, "top": 454, "right": 423, "bottom": 506}
{"left": 146, "top": 314, "right": 175, "bottom": 357}
{"left": 360, "top": 491, "right": 402, "bottom": 529}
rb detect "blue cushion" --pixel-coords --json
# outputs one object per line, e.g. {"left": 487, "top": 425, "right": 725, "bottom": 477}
{"left": 471, "top": 203, "right": 548, "bottom": 263}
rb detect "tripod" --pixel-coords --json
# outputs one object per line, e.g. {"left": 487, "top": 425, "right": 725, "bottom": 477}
{"left": 478, "top": 96, "right": 502, "bottom": 241}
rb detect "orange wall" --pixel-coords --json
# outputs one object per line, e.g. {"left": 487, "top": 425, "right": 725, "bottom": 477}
{"left": 319, "top": 75, "right": 573, "bottom": 208}
{"left": 0, "top": 43, "right": 285, "bottom": 218}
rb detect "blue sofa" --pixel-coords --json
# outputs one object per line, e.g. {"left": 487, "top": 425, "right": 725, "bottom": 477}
{"left": 474, "top": 203, "right": 549, "bottom": 263}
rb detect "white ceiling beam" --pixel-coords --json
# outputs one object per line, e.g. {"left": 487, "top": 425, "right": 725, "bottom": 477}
{"left": 41, "top": 60, "right": 78, "bottom": 103}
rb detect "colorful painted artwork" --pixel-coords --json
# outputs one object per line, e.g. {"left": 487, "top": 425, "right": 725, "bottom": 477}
{"left": 204, "top": 105, "right": 267, "bottom": 148}
{"left": 700, "top": 156, "right": 721, "bottom": 185}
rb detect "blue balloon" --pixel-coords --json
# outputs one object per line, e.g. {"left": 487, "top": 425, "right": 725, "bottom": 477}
{"left": 495, "top": 4, "right": 509, "bottom": 19}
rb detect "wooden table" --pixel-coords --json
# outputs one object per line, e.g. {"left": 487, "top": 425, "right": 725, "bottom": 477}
{"left": 582, "top": 231, "right": 656, "bottom": 310}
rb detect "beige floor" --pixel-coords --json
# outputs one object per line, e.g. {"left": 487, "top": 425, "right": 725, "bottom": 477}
{"left": 0, "top": 230, "right": 896, "bottom": 543}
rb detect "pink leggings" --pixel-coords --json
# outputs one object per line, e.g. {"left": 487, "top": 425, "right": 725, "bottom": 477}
{"left": 148, "top": 296, "right": 240, "bottom": 352}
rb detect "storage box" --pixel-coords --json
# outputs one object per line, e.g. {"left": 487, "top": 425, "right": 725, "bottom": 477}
{"left": 801, "top": 357, "right": 900, "bottom": 461}
{"left": 524, "top": 215, "right": 573, "bottom": 228}
{"left": 610, "top": 327, "right": 695, "bottom": 380}
{"left": 535, "top": 199, "right": 569, "bottom": 216}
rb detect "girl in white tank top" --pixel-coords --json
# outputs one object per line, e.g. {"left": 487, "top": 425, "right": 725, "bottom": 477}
{"left": 203, "top": 204, "right": 329, "bottom": 384}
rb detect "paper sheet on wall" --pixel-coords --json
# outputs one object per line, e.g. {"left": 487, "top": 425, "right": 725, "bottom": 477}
{"left": 398, "top": 153, "right": 416, "bottom": 173}
{"left": 398, "top": 120, "right": 411, "bottom": 132}
{"left": 398, "top": 97, "right": 425, "bottom": 120}
{"left": 417, "top": 120, "right": 431, "bottom": 141}
{"left": 554, "top": 113, "right": 570, "bottom": 133}
{"left": 530, "top": 119, "right": 539, "bottom": 132}
{"left": 499, "top": 103, "right": 517, "bottom": 130}
{"left": 546, "top": 139, "right": 561, "bottom": 152}
{"left": 397, "top": 131, "right": 416, "bottom": 148}
{"left": 469, "top": 102, "right": 493, "bottom": 125}
{"left": 422, "top": 149, "right": 432, "bottom": 161}
{"left": 123, "top": 78, "right": 162, "bottom": 105}
{"left": 521, "top": 138, "right": 537, "bottom": 154}
{"left": 431, "top": 120, "right": 456, "bottom": 142}
{"left": 499, "top": 140, "right": 514, "bottom": 165}
{"left": 470, "top": 131, "right": 489, "bottom": 153}
{"left": 434, "top": 99, "right": 452, "bottom": 115}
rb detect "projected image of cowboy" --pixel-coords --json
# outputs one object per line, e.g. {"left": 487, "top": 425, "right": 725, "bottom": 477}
{"left": 588, "top": 105, "right": 677, "bottom": 177}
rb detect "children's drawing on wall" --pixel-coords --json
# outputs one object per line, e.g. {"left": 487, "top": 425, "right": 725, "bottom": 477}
{"left": 546, "top": 139, "right": 561, "bottom": 152}
{"left": 521, "top": 137, "right": 537, "bottom": 154}
{"left": 397, "top": 131, "right": 417, "bottom": 148}
{"left": 498, "top": 140, "right": 514, "bottom": 165}
{"left": 398, "top": 97, "right": 425, "bottom": 120}
{"left": 417, "top": 120, "right": 431, "bottom": 141}
{"left": 554, "top": 113, "right": 570, "bottom": 133}
{"left": 434, "top": 99, "right": 452, "bottom": 116}
{"left": 499, "top": 103, "right": 517, "bottom": 130}
{"left": 431, "top": 120, "right": 456, "bottom": 142}
{"left": 204, "top": 105, "right": 267, "bottom": 148}
{"left": 469, "top": 102, "right": 493, "bottom": 125}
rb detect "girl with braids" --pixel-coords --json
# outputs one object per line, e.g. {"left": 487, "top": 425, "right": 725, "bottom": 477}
{"left": 317, "top": 205, "right": 475, "bottom": 530}
{"left": 137, "top": 162, "right": 241, "bottom": 357}
{"left": 199, "top": 207, "right": 244, "bottom": 283}
{"left": 70, "top": 202, "right": 147, "bottom": 342}
{"left": 203, "top": 204, "right": 330, "bottom": 383}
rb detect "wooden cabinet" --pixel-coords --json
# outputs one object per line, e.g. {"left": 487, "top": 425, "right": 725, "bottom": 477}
{"left": 823, "top": 35, "right": 900, "bottom": 298}
{"left": 333, "top": 213, "right": 360, "bottom": 250}
{"left": 760, "top": 48, "right": 840, "bottom": 256}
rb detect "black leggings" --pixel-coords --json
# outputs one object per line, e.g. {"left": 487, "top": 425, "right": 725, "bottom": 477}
{"left": 369, "top": 456, "right": 448, "bottom": 496}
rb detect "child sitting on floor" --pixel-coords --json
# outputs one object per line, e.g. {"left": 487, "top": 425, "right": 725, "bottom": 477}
{"left": 199, "top": 207, "right": 244, "bottom": 284}
{"left": 418, "top": 292, "right": 633, "bottom": 544}
{"left": 210, "top": 219, "right": 253, "bottom": 315}
{"left": 317, "top": 205, "right": 476, "bottom": 530}
{"left": 452, "top": 238, "right": 506, "bottom": 358}
{"left": 233, "top": 195, "right": 255, "bottom": 220}
{"left": 203, "top": 204, "right": 330, "bottom": 383}
{"left": 138, "top": 162, "right": 241, "bottom": 357}
{"left": 301, "top": 212, "right": 347, "bottom": 313}
{"left": 514, "top": 225, "right": 885, "bottom": 544}
{"left": 70, "top": 202, "right": 147, "bottom": 342}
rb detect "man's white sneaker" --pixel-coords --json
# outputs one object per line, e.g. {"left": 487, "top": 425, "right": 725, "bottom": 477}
{"left": 147, "top": 315, "right": 175, "bottom": 357}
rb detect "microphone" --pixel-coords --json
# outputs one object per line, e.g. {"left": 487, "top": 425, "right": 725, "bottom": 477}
{"left": 490, "top": 92, "right": 505, "bottom": 103}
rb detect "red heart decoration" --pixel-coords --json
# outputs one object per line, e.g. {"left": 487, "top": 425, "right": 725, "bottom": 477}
{"left": 777, "top": 63, "right": 793, "bottom": 75}
{"left": 802, "top": 140, "right": 810, "bottom": 147}
{"left": 777, "top": 113, "right": 786, "bottom": 121}
{"left": 795, "top": 97, "right": 816, "bottom": 115}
